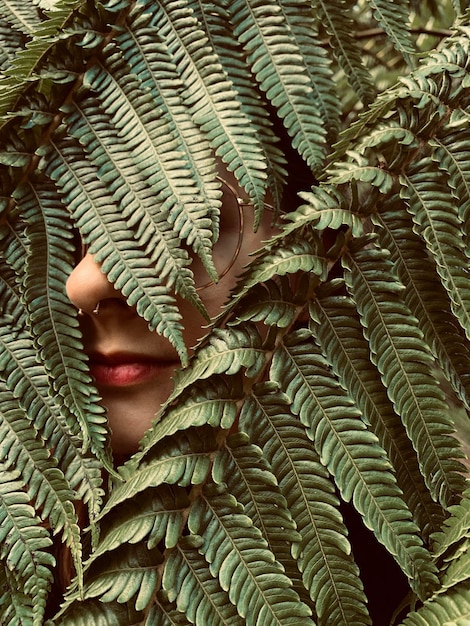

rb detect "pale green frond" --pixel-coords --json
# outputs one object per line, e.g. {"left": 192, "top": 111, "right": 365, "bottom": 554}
{"left": 227, "top": 0, "right": 327, "bottom": 174}
{"left": 189, "top": 0, "right": 288, "bottom": 209}
{"left": 162, "top": 534, "right": 244, "bottom": 625}
{"left": 312, "top": 0, "right": 376, "bottom": 106}
{"left": 343, "top": 238, "right": 468, "bottom": 508}
{"left": 400, "top": 581, "right": 470, "bottom": 626}
{"left": 311, "top": 287, "right": 445, "bottom": 539}
{"left": 0, "top": 558, "right": 35, "bottom": 625}
{"left": 231, "top": 277, "right": 300, "bottom": 329}
{"left": 188, "top": 483, "right": 314, "bottom": 625}
{"left": 0, "top": 0, "right": 42, "bottom": 36}
{"left": 146, "top": 593, "right": 192, "bottom": 625}
{"left": 101, "top": 427, "right": 217, "bottom": 516}
{"left": 41, "top": 129, "right": 190, "bottom": 363}
{"left": 140, "top": 375, "right": 242, "bottom": 453}
{"left": 51, "top": 597, "right": 143, "bottom": 626}
{"left": 240, "top": 385, "right": 371, "bottom": 626}
{"left": 375, "top": 201, "right": 470, "bottom": 411}
{"left": 400, "top": 160, "right": 470, "bottom": 342}
{"left": 0, "top": 388, "right": 83, "bottom": 586}
{"left": 170, "top": 326, "right": 267, "bottom": 398}
{"left": 367, "top": 0, "right": 415, "bottom": 64}
{"left": 148, "top": 0, "right": 269, "bottom": 210}
{"left": 328, "top": 150, "right": 395, "bottom": 193}
{"left": 0, "top": 463, "right": 54, "bottom": 626}
{"left": 432, "top": 487, "right": 470, "bottom": 557}
{"left": 14, "top": 180, "right": 109, "bottom": 457}
{"left": 271, "top": 329, "right": 439, "bottom": 600}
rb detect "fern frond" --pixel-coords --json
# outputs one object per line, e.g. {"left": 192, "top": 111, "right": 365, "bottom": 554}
{"left": 366, "top": 0, "right": 414, "bottom": 65}
{"left": 84, "top": 42, "right": 219, "bottom": 283}
{"left": 0, "top": 1, "right": 41, "bottom": 36}
{"left": 188, "top": 0, "right": 287, "bottom": 209}
{"left": 311, "top": 287, "right": 445, "bottom": 539}
{"left": 271, "top": 329, "right": 439, "bottom": 599}
{"left": 312, "top": 0, "right": 375, "bottom": 106}
{"left": 40, "top": 131, "right": 190, "bottom": 364}
{"left": 149, "top": 0, "right": 269, "bottom": 210}
{"left": 163, "top": 534, "right": 244, "bottom": 625}
{"left": 147, "top": 592, "right": 192, "bottom": 625}
{"left": 328, "top": 150, "right": 395, "bottom": 193}
{"left": 101, "top": 427, "right": 217, "bottom": 516}
{"left": 0, "top": 462, "right": 54, "bottom": 626}
{"left": 0, "top": 387, "right": 83, "bottom": 585}
{"left": 0, "top": 562, "right": 35, "bottom": 626}
{"left": 240, "top": 385, "right": 371, "bottom": 626}
{"left": 400, "top": 581, "right": 470, "bottom": 626}
{"left": 375, "top": 201, "right": 470, "bottom": 411}
{"left": 343, "top": 238, "right": 468, "bottom": 509}
{"left": 432, "top": 487, "right": 470, "bottom": 557}
{"left": 227, "top": 0, "right": 327, "bottom": 174}
{"left": 400, "top": 159, "right": 470, "bottom": 342}
{"left": 14, "top": 180, "right": 109, "bottom": 457}
{"left": 188, "top": 483, "right": 314, "bottom": 625}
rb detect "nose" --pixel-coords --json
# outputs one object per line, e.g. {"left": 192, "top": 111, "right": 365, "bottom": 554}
{"left": 66, "top": 253, "right": 125, "bottom": 315}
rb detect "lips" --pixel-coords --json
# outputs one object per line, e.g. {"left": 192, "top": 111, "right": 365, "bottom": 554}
{"left": 87, "top": 352, "right": 168, "bottom": 387}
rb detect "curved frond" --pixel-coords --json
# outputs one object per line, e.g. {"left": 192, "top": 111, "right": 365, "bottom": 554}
{"left": 271, "top": 329, "right": 439, "bottom": 599}
{"left": 188, "top": 483, "right": 314, "bottom": 625}
{"left": 401, "top": 582, "right": 470, "bottom": 626}
{"left": 0, "top": 463, "right": 54, "bottom": 626}
{"left": 343, "top": 238, "right": 468, "bottom": 508}
{"left": 239, "top": 385, "right": 371, "bottom": 626}
{"left": 311, "top": 287, "right": 445, "bottom": 539}
{"left": 0, "top": 1, "right": 42, "bottom": 36}
{"left": 367, "top": 0, "right": 414, "bottom": 64}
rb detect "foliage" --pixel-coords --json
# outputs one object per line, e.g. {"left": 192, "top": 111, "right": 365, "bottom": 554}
{"left": 0, "top": 0, "right": 469, "bottom": 624}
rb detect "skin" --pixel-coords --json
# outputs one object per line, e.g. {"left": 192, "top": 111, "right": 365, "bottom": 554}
{"left": 66, "top": 186, "right": 275, "bottom": 457}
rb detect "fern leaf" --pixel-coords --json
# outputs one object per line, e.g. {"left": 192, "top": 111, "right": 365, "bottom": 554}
{"left": 147, "top": 593, "right": 192, "bottom": 625}
{"left": 118, "top": 14, "right": 223, "bottom": 233}
{"left": 240, "top": 385, "right": 371, "bottom": 626}
{"left": 400, "top": 160, "right": 470, "bottom": 342}
{"left": 149, "top": 0, "right": 268, "bottom": 210}
{"left": 84, "top": 43, "right": 219, "bottom": 284}
{"left": 140, "top": 375, "right": 242, "bottom": 454}
{"left": 101, "top": 427, "right": 217, "bottom": 516}
{"left": 375, "top": 202, "right": 470, "bottom": 411}
{"left": 227, "top": 0, "right": 327, "bottom": 173}
{"left": 400, "top": 581, "right": 470, "bottom": 626}
{"left": 432, "top": 487, "right": 470, "bottom": 557}
{"left": 311, "top": 287, "right": 445, "bottom": 539}
{"left": 0, "top": 562, "right": 35, "bottom": 626}
{"left": 0, "top": 388, "right": 83, "bottom": 586}
{"left": 186, "top": 0, "right": 288, "bottom": 210}
{"left": 343, "top": 238, "right": 468, "bottom": 509}
{"left": 367, "top": 0, "right": 414, "bottom": 64}
{"left": 328, "top": 151, "right": 395, "bottom": 193}
{"left": 13, "top": 180, "right": 109, "bottom": 457}
{"left": 0, "top": 0, "right": 41, "bottom": 36}
{"left": 163, "top": 534, "right": 244, "bottom": 625}
{"left": 40, "top": 133, "right": 190, "bottom": 364}
{"left": 312, "top": 0, "right": 375, "bottom": 106}
{"left": 188, "top": 483, "right": 314, "bottom": 625}
{"left": 271, "top": 329, "right": 439, "bottom": 600}
{"left": 0, "top": 463, "right": 54, "bottom": 626}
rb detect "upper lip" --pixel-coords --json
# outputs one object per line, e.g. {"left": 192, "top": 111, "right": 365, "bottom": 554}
{"left": 86, "top": 351, "right": 161, "bottom": 366}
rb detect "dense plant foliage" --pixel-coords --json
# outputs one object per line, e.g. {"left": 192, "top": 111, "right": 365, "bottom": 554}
{"left": 0, "top": 0, "right": 469, "bottom": 624}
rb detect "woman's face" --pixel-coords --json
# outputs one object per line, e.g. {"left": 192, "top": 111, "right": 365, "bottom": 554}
{"left": 66, "top": 180, "right": 275, "bottom": 456}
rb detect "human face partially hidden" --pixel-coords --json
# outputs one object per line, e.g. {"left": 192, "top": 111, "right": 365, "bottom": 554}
{"left": 65, "top": 185, "right": 275, "bottom": 457}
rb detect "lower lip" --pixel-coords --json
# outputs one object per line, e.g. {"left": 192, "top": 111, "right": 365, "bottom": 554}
{"left": 89, "top": 361, "right": 166, "bottom": 387}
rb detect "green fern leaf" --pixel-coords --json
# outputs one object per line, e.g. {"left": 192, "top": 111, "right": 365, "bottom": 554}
{"left": 312, "top": 0, "right": 375, "bottom": 105}
{"left": 231, "top": 278, "right": 300, "bottom": 329}
{"left": 240, "top": 385, "right": 371, "bottom": 626}
{"left": 101, "top": 427, "right": 217, "bottom": 516}
{"left": 188, "top": 482, "right": 314, "bottom": 625}
{"left": 163, "top": 534, "right": 244, "bottom": 625}
{"left": 375, "top": 202, "right": 470, "bottom": 411}
{"left": 0, "top": 563, "right": 35, "bottom": 626}
{"left": 50, "top": 597, "right": 143, "bottom": 626}
{"left": 147, "top": 592, "right": 192, "bottom": 625}
{"left": 271, "top": 329, "right": 439, "bottom": 599}
{"left": 149, "top": 0, "right": 268, "bottom": 209}
{"left": 40, "top": 134, "right": 191, "bottom": 363}
{"left": 400, "top": 160, "right": 470, "bottom": 343}
{"left": 367, "top": 0, "right": 414, "bottom": 64}
{"left": 0, "top": 387, "right": 83, "bottom": 585}
{"left": 432, "top": 487, "right": 470, "bottom": 557}
{"left": 0, "top": 463, "right": 54, "bottom": 626}
{"left": 0, "top": 1, "right": 41, "bottom": 36}
{"left": 187, "top": 0, "right": 288, "bottom": 211}
{"left": 343, "top": 238, "right": 468, "bottom": 509}
{"left": 400, "top": 581, "right": 470, "bottom": 626}
{"left": 328, "top": 151, "right": 395, "bottom": 193}
{"left": 13, "top": 180, "right": 109, "bottom": 458}
{"left": 227, "top": 0, "right": 327, "bottom": 173}
{"left": 311, "top": 287, "right": 445, "bottom": 539}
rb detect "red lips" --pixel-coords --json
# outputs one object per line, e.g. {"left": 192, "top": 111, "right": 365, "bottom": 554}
{"left": 87, "top": 353, "right": 163, "bottom": 387}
